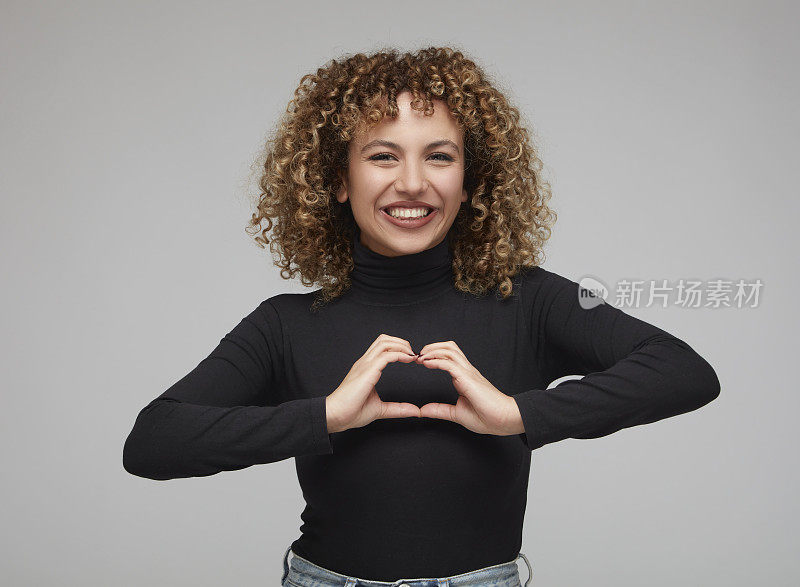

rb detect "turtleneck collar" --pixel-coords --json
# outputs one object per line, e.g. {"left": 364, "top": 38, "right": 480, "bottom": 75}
{"left": 347, "top": 226, "right": 455, "bottom": 306}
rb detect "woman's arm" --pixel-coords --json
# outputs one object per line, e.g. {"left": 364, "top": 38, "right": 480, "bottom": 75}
{"left": 122, "top": 300, "right": 333, "bottom": 480}
{"left": 512, "top": 268, "right": 721, "bottom": 450}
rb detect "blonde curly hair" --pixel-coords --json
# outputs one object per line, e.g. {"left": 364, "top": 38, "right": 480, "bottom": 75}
{"left": 246, "top": 46, "right": 556, "bottom": 311}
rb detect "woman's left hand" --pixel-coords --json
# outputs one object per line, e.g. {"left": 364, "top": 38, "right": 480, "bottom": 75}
{"left": 416, "top": 340, "right": 525, "bottom": 436}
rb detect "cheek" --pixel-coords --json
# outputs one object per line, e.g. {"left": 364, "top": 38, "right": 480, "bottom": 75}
{"left": 351, "top": 170, "right": 390, "bottom": 202}
{"left": 435, "top": 170, "right": 466, "bottom": 199}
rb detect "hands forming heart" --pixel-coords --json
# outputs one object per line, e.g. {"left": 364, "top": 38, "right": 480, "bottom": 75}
{"left": 415, "top": 340, "right": 524, "bottom": 436}
{"left": 325, "top": 334, "right": 525, "bottom": 437}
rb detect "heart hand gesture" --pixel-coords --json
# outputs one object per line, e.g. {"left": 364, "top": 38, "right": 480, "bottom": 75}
{"left": 325, "top": 334, "right": 421, "bottom": 433}
{"left": 416, "top": 340, "right": 524, "bottom": 437}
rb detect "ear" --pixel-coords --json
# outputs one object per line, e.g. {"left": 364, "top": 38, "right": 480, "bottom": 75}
{"left": 336, "top": 169, "right": 348, "bottom": 204}
{"left": 461, "top": 186, "right": 468, "bottom": 203}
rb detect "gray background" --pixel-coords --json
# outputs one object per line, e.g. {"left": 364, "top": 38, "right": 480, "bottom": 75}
{"left": 2, "top": 1, "right": 796, "bottom": 585}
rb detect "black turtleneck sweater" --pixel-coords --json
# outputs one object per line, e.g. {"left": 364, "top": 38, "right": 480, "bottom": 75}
{"left": 123, "top": 228, "right": 720, "bottom": 580}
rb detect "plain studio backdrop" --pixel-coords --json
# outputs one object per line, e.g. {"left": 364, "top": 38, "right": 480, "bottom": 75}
{"left": 1, "top": 1, "right": 796, "bottom": 585}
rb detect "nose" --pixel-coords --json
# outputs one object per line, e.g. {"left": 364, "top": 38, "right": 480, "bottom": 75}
{"left": 394, "top": 161, "right": 428, "bottom": 195}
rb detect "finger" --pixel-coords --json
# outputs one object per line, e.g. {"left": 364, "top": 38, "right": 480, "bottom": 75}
{"left": 440, "top": 340, "right": 466, "bottom": 359}
{"left": 371, "top": 334, "right": 413, "bottom": 353}
{"left": 419, "top": 402, "right": 458, "bottom": 423}
{"left": 369, "top": 341, "right": 415, "bottom": 360}
{"left": 375, "top": 402, "right": 421, "bottom": 420}
{"left": 418, "top": 340, "right": 465, "bottom": 360}
{"left": 416, "top": 356, "right": 456, "bottom": 378}
{"left": 377, "top": 351, "right": 418, "bottom": 370}
{"left": 417, "top": 341, "right": 446, "bottom": 356}
{"left": 418, "top": 349, "right": 469, "bottom": 371}
{"left": 376, "top": 338, "right": 415, "bottom": 357}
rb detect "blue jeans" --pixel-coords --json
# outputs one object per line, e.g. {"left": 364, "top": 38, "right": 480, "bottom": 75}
{"left": 281, "top": 546, "right": 533, "bottom": 587}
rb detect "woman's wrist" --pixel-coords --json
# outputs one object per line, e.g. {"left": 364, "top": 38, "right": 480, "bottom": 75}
{"left": 325, "top": 395, "right": 346, "bottom": 434}
{"left": 503, "top": 396, "right": 526, "bottom": 435}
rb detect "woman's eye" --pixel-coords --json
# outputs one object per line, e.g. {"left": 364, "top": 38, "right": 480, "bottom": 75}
{"left": 368, "top": 153, "right": 454, "bottom": 162}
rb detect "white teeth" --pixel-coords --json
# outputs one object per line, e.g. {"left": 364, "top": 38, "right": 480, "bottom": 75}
{"left": 386, "top": 207, "right": 431, "bottom": 219}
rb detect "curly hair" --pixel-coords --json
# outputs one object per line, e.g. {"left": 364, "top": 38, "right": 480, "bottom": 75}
{"left": 245, "top": 45, "right": 556, "bottom": 312}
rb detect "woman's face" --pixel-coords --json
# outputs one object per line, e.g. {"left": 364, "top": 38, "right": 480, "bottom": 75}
{"left": 337, "top": 91, "right": 468, "bottom": 257}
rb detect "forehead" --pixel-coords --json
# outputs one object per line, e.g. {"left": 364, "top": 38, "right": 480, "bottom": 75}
{"left": 353, "top": 93, "right": 463, "bottom": 146}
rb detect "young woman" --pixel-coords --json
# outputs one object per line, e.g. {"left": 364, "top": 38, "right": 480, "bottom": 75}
{"left": 123, "top": 46, "right": 720, "bottom": 587}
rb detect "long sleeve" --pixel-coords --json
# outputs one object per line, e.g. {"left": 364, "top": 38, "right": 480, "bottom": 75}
{"left": 122, "top": 299, "right": 333, "bottom": 481}
{"left": 512, "top": 268, "right": 721, "bottom": 450}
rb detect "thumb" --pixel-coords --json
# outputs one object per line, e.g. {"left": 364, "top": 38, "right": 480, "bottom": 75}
{"left": 419, "top": 402, "right": 457, "bottom": 422}
{"left": 375, "top": 402, "right": 421, "bottom": 420}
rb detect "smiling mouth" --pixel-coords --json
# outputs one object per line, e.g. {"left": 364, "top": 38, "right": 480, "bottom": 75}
{"left": 383, "top": 208, "right": 434, "bottom": 219}
{"left": 379, "top": 206, "right": 438, "bottom": 228}
{"left": 380, "top": 203, "right": 436, "bottom": 217}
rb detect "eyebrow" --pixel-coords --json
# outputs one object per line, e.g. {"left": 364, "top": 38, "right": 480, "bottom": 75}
{"left": 360, "top": 139, "right": 460, "bottom": 154}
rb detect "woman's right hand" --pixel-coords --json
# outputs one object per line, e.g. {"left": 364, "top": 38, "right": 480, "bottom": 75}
{"left": 325, "top": 334, "right": 421, "bottom": 433}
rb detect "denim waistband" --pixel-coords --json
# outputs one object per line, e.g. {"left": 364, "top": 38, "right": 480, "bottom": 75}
{"left": 281, "top": 546, "right": 533, "bottom": 586}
